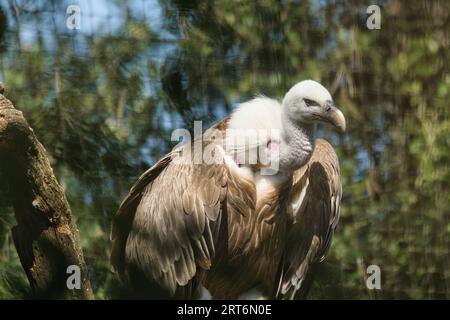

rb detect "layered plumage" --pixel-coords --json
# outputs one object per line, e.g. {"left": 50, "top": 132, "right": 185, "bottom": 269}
{"left": 110, "top": 80, "right": 345, "bottom": 299}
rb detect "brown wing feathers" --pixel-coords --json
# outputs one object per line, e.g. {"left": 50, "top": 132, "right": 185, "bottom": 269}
{"left": 111, "top": 143, "right": 229, "bottom": 297}
{"left": 110, "top": 154, "right": 172, "bottom": 275}
{"left": 276, "top": 139, "right": 342, "bottom": 299}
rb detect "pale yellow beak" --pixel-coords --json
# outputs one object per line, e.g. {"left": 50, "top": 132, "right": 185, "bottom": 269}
{"left": 327, "top": 107, "right": 346, "bottom": 133}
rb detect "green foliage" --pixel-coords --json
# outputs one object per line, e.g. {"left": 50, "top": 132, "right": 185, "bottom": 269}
{"left": 0, "top": 0, "right": 449, "bottom": 299}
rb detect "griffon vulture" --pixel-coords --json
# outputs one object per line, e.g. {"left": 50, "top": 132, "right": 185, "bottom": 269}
{"left": 110, "top": 80, "right": 345, "bottom": 299}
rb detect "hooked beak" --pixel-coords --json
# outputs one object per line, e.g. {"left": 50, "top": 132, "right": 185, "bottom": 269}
{"left": 321, "top": 102, "right": 346, "bottom": 133}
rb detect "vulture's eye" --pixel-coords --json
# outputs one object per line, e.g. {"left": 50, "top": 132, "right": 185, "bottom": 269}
{"left": 304, "top": 99, "right": 319, "bottom": 107}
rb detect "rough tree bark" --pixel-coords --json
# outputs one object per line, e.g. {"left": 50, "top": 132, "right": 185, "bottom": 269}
{"left": 0, "top": 84, "right": 94, "bottom": 299}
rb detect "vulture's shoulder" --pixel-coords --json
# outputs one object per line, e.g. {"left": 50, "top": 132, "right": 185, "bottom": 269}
{"left": 291, "top": 138, "right": 340, "bottom": 191}
{"left": 310, "top": 138, "right": 340, "bottom": 170}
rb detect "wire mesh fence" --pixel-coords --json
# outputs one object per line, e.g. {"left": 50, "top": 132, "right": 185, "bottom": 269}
{"left": 0, "top": 0, "right": 449, "bottom": 299}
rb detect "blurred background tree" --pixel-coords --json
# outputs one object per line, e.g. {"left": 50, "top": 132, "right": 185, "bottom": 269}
{"left": 0, "top": 0, "right": 448, "bottom": 299}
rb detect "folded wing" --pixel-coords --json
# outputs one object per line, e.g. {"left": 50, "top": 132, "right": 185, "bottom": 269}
{"left": 276, "top": 139, "right": 342, "bottom": 299}
{"left": 110, "top": 144, "right": 229, "bottom": 297}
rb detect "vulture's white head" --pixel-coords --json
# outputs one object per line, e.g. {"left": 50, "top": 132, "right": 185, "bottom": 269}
{"left": 282, "top": 80, "right": 346, "bottom": 133}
